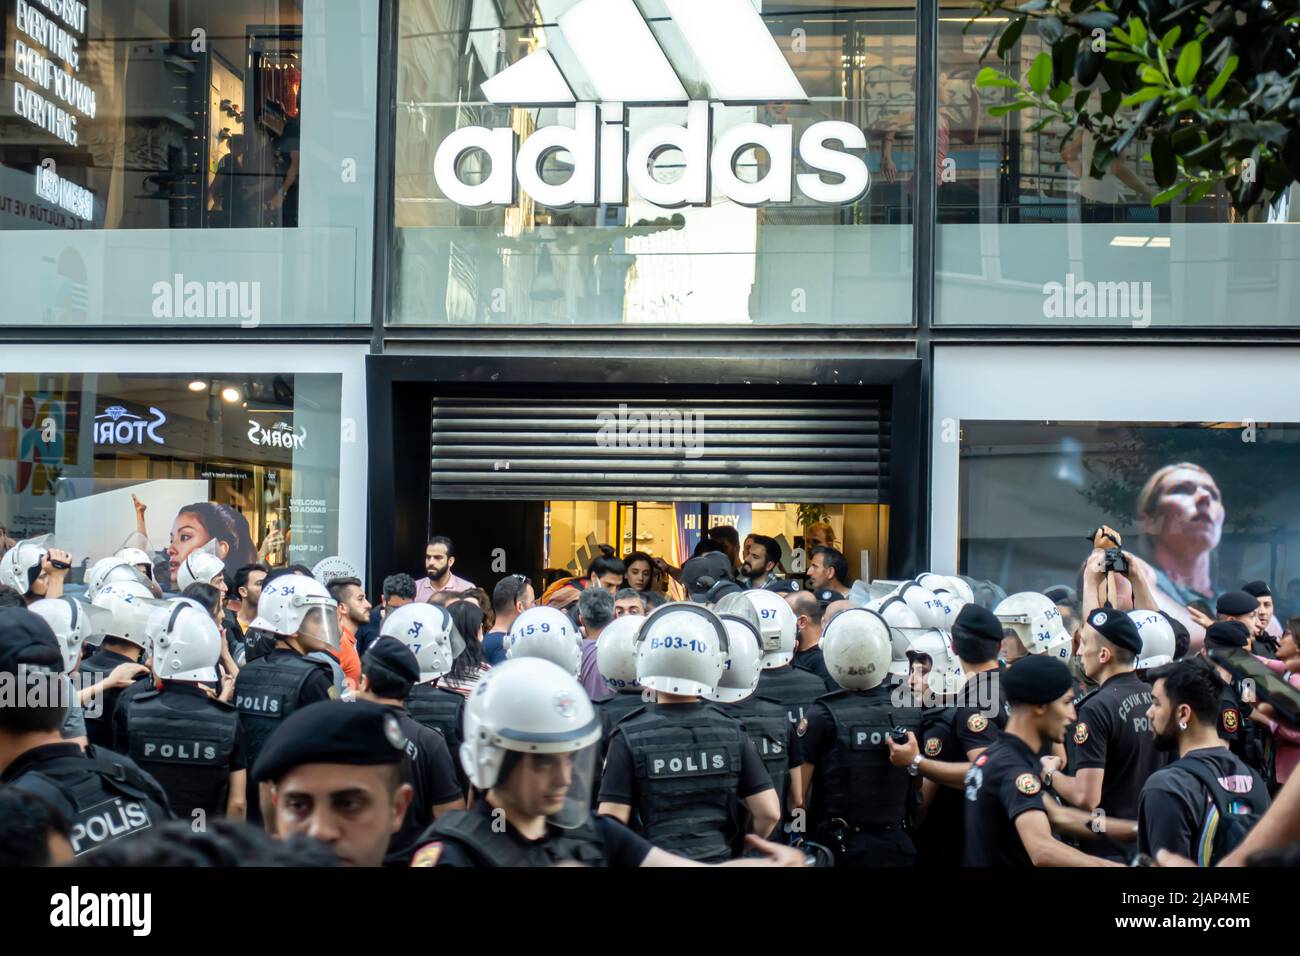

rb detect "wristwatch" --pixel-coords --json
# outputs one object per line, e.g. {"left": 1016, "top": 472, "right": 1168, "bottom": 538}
{"left": 1044, "top": 768, "right": 1056, "bottom": 789}
{"left": 909, "top": 753, "right": 924, "bottom": 777}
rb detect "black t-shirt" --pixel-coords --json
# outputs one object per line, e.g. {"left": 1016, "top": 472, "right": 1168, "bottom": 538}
{"left": 914, "top": 706, "right": 965, "bottom": 865}
{"left": 387, "top": 707, "right": 464, "bottom": 860}
{"left": 421, "top": 799, "right": 653, "bottom": 867}
{"left": 81, "top": 648, "right": 147, "bottom": 749}
{"left": 1138, "top": 746, "right": 1270, "bottom": 862}
{"left": 962, "top": 731, "right": 1048, "bottom": 867}
{"left": 953, "top": 667, "right": 1008, "bottom": 758}
{"left": 112, "top": 682, "right": 249, "bottom": 772}
{"left": 1065, "top": 671, "right": 1169, "bottom": 819}
{"left": 597, "top": 702, "right": 773, "bottom": 805}
{"left": 792, "top": 645, "right": 837, "bottom": 691}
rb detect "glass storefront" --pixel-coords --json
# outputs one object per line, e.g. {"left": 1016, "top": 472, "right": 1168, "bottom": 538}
{"left": 392, "top": 0, "right": 917, "bottom": 326}
{"left": 0, "top": 370, "right": 343, "bottom": 593}
{"left": 934, "top": 2, "right": 1300, "bottom": 327}
{"left": 0, "top": 0, "right": 379, "bottom": 325}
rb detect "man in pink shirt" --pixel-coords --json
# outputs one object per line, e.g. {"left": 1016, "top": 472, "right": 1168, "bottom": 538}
{"left": 414, "top": 536, "right": 475, "bottom": 603}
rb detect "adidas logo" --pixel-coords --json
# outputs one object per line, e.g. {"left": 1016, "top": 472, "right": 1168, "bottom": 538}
{"left": 433, "top": 0, "right": 870, "bottom": 210}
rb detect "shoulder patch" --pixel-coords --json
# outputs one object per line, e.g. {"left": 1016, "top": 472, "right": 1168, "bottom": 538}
{"left": 924, "top": 736, "right": 942, "bottom": 757}
{"left": 1222, "top": 707, "right": 1240, "bottom": 734}
{"left": 1015, "top": 772, "right": 1042, "bottom": 795}
{"left": 410, "top": 843, "right": 443, "bottom": 867}
{"left": 966, "top": 712, "right": 988, "bottom": 733}
{"left": 327, "top": 685, "right": 340, "bottom": 700}
{"left": 796, "top": 717, "right": 808, "bottom": 737}
{"left": 1073, "top": 722, "right": 1089, "bottom": 745}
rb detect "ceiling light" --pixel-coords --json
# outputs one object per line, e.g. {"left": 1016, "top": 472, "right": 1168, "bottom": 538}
{"left": 221, "top": 387, "right": 241, "bottom": 403}
{"left": 188, "top": 380, "right": 207, "bottom": 391}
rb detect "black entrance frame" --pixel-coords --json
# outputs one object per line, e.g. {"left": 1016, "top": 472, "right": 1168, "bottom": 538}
{"left": 365, "top": 354, "right": 925, "bottom": 591}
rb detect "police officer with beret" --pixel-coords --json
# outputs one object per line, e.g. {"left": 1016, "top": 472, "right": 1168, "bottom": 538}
{"left": 1216, "top": 590, "right": 1260, "bottom": 646}
{"left": 964, "top": 655, "right": 1134, "bottom": 866}
{"left": 1200, "top": 620, "right": 1268, "bottom": 774}
{"left": 797, "top": 607, "right": 923, "bottom": 865}
{"left": 115, "top": 599, "right": 249, "bottom": 822}
{"left": 1241, "top": 580, "right": 1280, "bottom": 657}
{"left": 596, "top": 603, "right": 779, "bottom": 861}
{"left": 0, "top": 607, "right": 174, "bottom": 858}
{"left": 253, "top": 700, "right": 414, "bottom": 866}
{"left": 357, "top": 637, "right": 465, "bottom": 863}
{"left": 409, "top": 657, "right": 805, "bottom": 867}
{"left": 1039, "top": 608, "right": 1168, "bottom": 857}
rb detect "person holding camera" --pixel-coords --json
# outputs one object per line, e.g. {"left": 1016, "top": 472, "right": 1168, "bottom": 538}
{"left": 1085, "top": 526, "right": 1204, "bottom": 653}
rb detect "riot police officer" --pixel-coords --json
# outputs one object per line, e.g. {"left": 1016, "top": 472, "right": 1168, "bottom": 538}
{"left": 82, "top": 578, "right": 160, "bottom": 748}
{"left": 409, "top": 657, "right": 805, "bottom": 868}
{"left": 114, "top": 599, "right": 248, "bottom": 822}
{"left": 0, "top": 607, "right": 173, "bottom": 859}
{"left": 592, "top": 613, "right": 649, "bottom": 801}
{"left": 233, "top": 572, "right": 338, "bottom": 826}
{"left": 596, "top": 602, "right": 779, "bottom": 861}
{"left": 744, "top": 589, "right": 828, "bottom": 731}
{"left": 797, "top": 607, "right": 922, "bottom": 865}
{"left": 1200, "top": 620, "right": 1268, "bottom": 775}
{"left": 28, "top": 595, "right": 112, "bottom": 745}
{"left": 506, "top": 605, "right": 583, "bottom": 675}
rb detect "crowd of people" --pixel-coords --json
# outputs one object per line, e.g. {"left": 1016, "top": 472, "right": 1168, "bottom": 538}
{"left": 1, "top": 519, "right": 1299, "bottom": 870}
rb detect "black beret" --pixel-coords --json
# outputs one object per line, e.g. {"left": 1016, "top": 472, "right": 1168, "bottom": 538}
{"left": 363, "top": 637, "right": 420, "bottom": 685}
{"left": 953, "top": 603, "right": 1003, "bottom": 644}
{"left": 763, "top": 579, "right": 801, "bottom": 594}
{"left": 1204, "top": 620, "right": 1250, "bottom": 649}
{"left": 253, "top": 701, "right": 406, "bottom": 783}
{"left": 0, "top": 608, "right": 62, "bottom": 676}
{"left": 1086, "top": 608, "right": 1142, "bottom": 655}
{"left": 1216, "top": 590, "right": 1260, "bottom": 616}
{"left": 1003, "top": 654, "right": 1075, "bottom": 705}
{"left": 1241, "top": 580, "right": 1271, "bottom": 599}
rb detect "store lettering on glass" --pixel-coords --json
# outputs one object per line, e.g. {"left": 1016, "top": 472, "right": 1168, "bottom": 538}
{"left": 247, "top": 419, "right": 306, "bottom": 451}
{"left": 93, "top": 406, "right": 167, "bottom": 447}
{"left": 10, "top": 0, "right": 95, "bottom": 148}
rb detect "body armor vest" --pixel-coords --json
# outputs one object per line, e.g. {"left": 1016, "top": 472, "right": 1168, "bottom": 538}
{"left": 733, "top": 695, "right": 792, "bottom": 814}
{"left": 123, "top": 688, "right": 239, "bottom": 818}
{"left": 812, "top": 687, "right": 922, "bottom": 828}
{"left": 421, "top": 807, "right": 608, "bottom": 868}
{"left": 756, "top": 665, "right": 831, "bottom": 727}
{"left": 233, "top": 653, "right": 325, "bottom": 763}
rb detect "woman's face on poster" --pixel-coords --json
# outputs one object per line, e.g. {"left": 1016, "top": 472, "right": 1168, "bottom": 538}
{"left": 1145, "top": 467, "right": 1225, "bottom": 552}
{"left": 167, "top": 510, "right": 228, "bottom": 584}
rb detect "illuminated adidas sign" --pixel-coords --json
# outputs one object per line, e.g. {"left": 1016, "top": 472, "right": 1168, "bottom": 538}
{"left": 433, "top": 0, "right": 870, "bottom": 209}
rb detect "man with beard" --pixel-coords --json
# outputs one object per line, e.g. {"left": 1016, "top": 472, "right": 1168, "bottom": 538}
{"left": 740, "top": 536, "right": 781, "bottom": 591}
{"left": 1138, "top": 658, "right": 1270, "bottom": 864}
{"left": 414, "top": 537, "right": 474, "bottom": 603}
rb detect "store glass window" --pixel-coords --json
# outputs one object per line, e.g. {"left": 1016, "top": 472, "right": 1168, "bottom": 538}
{"left": 959, "top": 420, "right": 1300, "bottom": 620}
{"left": 393, "top": 0, "right": 916, "bottom": 327}
{"left": 0, "top": 371, "right": 343, "bottom": 594}
{"left": 0, "top": 0, "right": 378, "bottom": 325}
{"left": 935, "top": 4, "right": 1300, "bottom": 327}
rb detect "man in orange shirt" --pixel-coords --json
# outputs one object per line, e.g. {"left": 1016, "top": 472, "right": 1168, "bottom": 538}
{"left": 327, "top": 576, "right": 371, "bottom": 692}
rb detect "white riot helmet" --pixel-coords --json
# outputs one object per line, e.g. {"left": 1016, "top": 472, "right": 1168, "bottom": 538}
{"left": 635, "top": 602, "right": 729, "bottom": 697}
{"left": 381, "top": 602, "right": 465, "bottom": 683}
{"left": 596, "top": 614, "right": 645, "bottom": 694}
{"left": 866, "top": 595, "right": 922, "bottom": 660}
{"left": 458, "top": 657, "right": 602, "bottom": 828}
{"left": 706, "top": 616, "right": 763, "bottom": 704}
{"left": 995, "top": 591, "right": 1072, "bottom": 662}
{"left": 85, "top": 557, "right": 155, "bottom": 602}
{"left": 116, "top": 547, "right": 155, "bottom": 581}
{"left": 742, "top": 588, "right": 797, "bottom": 669}
{"left": 177, "top": 552, "right": 226, "bottom": 592}
{"left": 506, "top": 605, "right": 582, "bottom": 676}
{"left": 893, "top": 627, "right": 966, "bottom": 698}
{"left": 935, "top": 594, "right": 967, "bottom": 631}
{"left": 712, "top": 591, "right": 761, "bottom": 637}
{"left": 93, "top": 580, "right": 165, "bottom": 652}
{"left": 822, "top": 607, "right": 893, "bottom": 691}
{"left": 915, "top": 572, "right": 955, "bottom": 597}
{"left": 250, "top": 573, "right": 340, "bottom": 649}
{"left": 0, "top": 535, "right": 55, "bottom": 595}
{"left": 28, "top": 597, "right": 113, "bottom": 673}
{"left": 1128, "top": 609, "right": 1176, "bottom": 669}
{"left": 151, "top": 599, "right": 222, "bottom": 683}
{"left": 895, "top": 582, "right": 949, "bottom": 629}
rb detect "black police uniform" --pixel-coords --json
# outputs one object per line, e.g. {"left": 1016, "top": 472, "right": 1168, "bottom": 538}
{"left": 961, "top": 732, "right": 1048, "bottom": 867}
{"left": 412, "top": 798, "right": 653, "bottom": 867}
{"left": 756, "top": 663, "right": 831, "bottom": 728}
{"left": 728, "top": 693, "right": 802, "bottom": 823}
{"left": 597, "top": 700, "right": 772, "bottom": 862}
{"left": 113, "top": 682, "right": 247, "bottom": 820}
{"left": 3, "top": 742, "right": 174, "bottom": 858}
{"left": 953, "top": 667, "right": 1009, "bottom": 755}
{"left": 384, "top": 704, "right": 464, "bottom": 865}
{"left": 1137, "top": 746, "right": 1270, "bottom": 864}
{"left": 1065, "top": 671, "right": 1169, "bottom": 822}
{"left": 79, "top": 646, "right": 147, "bottom": 749}
{"left": 1216, "top": 678, "right": 1268, "bottom": 774}
{"left": 798, "top": 685, "right": 923, "bottom": 866}
{"left": 912, "top": 705, "right": 965, "bottom": 868}
{"left": 406, "top": 679, "right": 468, "bottom": 792}
{"left": 593, "top": 691, "right": 647, "bottom": 799}
{"left": 233, "top": 648, "right": 334, "bottom": 823}
{"left": 792, "top": 644, "right": 837, "bottom": 691}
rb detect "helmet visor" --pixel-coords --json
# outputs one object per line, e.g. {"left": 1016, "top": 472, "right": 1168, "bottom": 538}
{"left": 298, "top": 605, "right": 342, "bottom": 651}
{"left": 537, "top": 743, "right": 598, "bottom": 830}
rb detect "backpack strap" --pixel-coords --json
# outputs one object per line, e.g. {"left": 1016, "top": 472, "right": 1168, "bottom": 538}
{"left": 1175, "top": 757, "right": 1241, "bottom": 867}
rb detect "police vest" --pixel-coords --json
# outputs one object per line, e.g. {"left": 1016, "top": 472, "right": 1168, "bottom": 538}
{"left": 123, "top": 688, "right": 239, "bottom": 818}
{"left": 757, "top": 665, "right": 830, "bottom": 726}
{"left": 79, "top": 654, "right": 138, "bottom": 748}
{"left": 420, "top": 808, "right": 608, "bottom": 868}
{"left": 407, "top": 682, "right": 464, "bottom": 745}
{"left": 8, "top": 746, "right": 173, "bottom": 857}
{"left": 812, "top": 687, "right": 922, "bottom": 829}
{"left": 734, "top": 695, "right": 792, "bottom": 811}
{"left": 597, "top": 692, "right": 646, "bottom": 740}
{"left": 618, "top": 705, "right": 745, "bottom": 862}
{"left": 234, "top": 653, "right": 327, "bottom": 763}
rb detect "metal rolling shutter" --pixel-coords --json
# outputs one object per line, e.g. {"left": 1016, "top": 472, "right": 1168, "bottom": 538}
{"left": 429, "top": 394, "right": 890, "bottom": 502}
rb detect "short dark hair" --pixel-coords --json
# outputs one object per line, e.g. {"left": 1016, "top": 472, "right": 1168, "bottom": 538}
{"left": 578, "top": 587, "right": 615, "bottom": 630}
{"left": 812, "top": 546, "right": 849, "bottom": 585}
{"left": 264, "top": 566, "right": 314, "bottom": 586}
{"left": 233, "top": 563, "right": 269, "bottom": 595}
{"left": 788, "top": 591, "right": 823, "bottom": 625}
{"left": 427, "top": 536, "right": 455, "bottom": 557}
{"left": 692, "top": 538, "right": 727, "bottom": 558}
{"left": 493, "top": 574, "right": 532, "bottom": 614}
{"left": 589, "top": 555, "right": 625, "bottom": 580}
{"left": 1161, "top": 611, "right": 1191, "bottom": 660}
{"left": 383, "top": 573, "right": 417, "bottom": 602}
{"left": 361, "top": 654, "right": 413, "bottom": 701}
{"left": 326, "top": 576, "right": 364, "bottom": 604}
{"left": 182, "top": 582, "right": 222, "bottom": 619}
{"left": 0, "top": 789, "right": 70, "bottom": 866}
{"left": 0, "top": 585, "right": 25, "bottom": 608}
{"left": 77, "top": 819, "right": 341, "bottom": 867}
{"left": 1149, "top": 658, "right": 1223, "bottom": 725}
{"left": 1098, "top": 637, "right": 1135, "bottom": 666}
{"left": 750, "top": 534, "right": 781, "bottom": 568}
{"left": 707, "top": 525, "right": 740, "bottom": 550}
